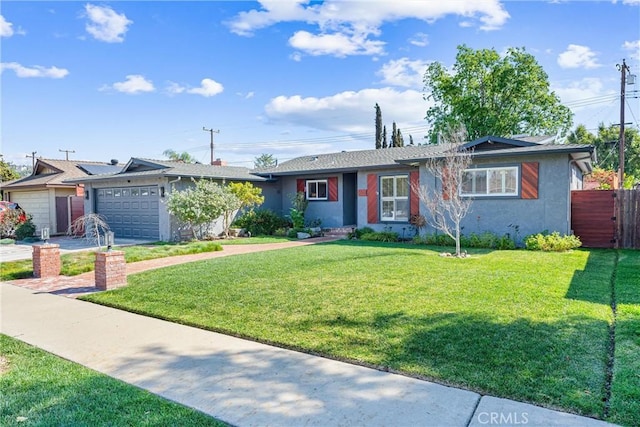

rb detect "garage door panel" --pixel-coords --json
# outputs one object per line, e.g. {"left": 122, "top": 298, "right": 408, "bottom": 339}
{"left": 96, "top": 185, "right": 159, "bottom": 240}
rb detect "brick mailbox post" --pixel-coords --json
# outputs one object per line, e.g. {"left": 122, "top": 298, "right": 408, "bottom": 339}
{"left": 95, "top": 251, "right": 126, "bottom": 290}
{"left": 32, "top": 244, "right": 61, "bottom": 278}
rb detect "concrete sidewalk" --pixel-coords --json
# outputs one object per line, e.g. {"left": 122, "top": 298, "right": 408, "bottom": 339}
{"left": 1, "top": 283, "right": 616, "bottom": 427}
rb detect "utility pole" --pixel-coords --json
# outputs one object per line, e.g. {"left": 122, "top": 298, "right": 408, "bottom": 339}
{"left": 203, "top": 127, "right": 220, "bottom": 165}
{"left": 26, "top": 151, "right": 37, "bottom": 168}
{"left": 59, "top": 149, "right": 75, "bottom": 160}
{"left": 617, "top": 59, "right": 631, "bottom": 189}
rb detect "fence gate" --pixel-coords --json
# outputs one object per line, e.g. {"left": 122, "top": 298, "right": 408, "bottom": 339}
{"left": 571, "top": 189, "right": 640, "bottom": 249}
{"left": 571, "top": 190, "right": 616, "bottom": 248}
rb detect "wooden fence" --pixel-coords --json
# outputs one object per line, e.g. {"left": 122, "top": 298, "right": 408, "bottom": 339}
{"left": 571, "top": 189, "right": 640, "bottom": 249}
{"left": 617, "top": 189, "right": 640, "bottom": 249}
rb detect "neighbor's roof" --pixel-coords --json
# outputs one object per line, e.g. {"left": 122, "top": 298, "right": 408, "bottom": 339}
{"left": 2, "top": 158, "right": 121, "bottom": 190}
{"left": 68, "top": 158, "right": 267, "bottom": 183}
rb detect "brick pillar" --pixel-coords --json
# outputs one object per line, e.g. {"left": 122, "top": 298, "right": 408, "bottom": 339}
{"left": 32, "top": 244, "right": 61, "bottom": 278}
{"left": 95, "top": 251, "right": 126, "bottom": 290}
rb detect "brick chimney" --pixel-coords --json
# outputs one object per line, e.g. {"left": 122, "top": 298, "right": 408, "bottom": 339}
{"left": 212, "top": 158, "right": 227, "bottom": 166}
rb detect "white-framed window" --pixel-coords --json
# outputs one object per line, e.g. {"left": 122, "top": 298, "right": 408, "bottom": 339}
{"left": 461, "top": 166, "right": 518, "bottom": 196}
{"left": 306, "top": 179, "right": 328, "bottom": 200}
{"left": 380, "top": 175, "right": 409, "bottom": 221}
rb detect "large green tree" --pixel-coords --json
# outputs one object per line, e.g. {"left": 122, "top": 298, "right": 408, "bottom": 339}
{"left": 0, "top": 160, "right": 20, "bottom": 182}
{"left": 254, "top": 153, "right": 277, "bottom": 169}
{"left": 163, "top": 149, "right": 196, "bottom": 163}
{"left": 424, "top": 45, "right": 573, "bottom": 143}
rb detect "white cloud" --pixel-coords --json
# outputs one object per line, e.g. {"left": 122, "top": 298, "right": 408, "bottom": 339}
{"left": 553, "top": 77, "right": 614, "bottom": 107}
{"left": 1, "top": 62, "right": 69, "bottom": 78}
{"left": 0, "top": 15, "right": 14, "bottom": 37}
{"left": 236, "top": 91, "right": 255, "bottom": 99}
{"left": 187, "top": 78, "right": 224, "bottom": 97}
{"left": 623, "top": 40, "right": 640, "bottom": 60}
{"left": 264, "top": 87, "right": 427, "bottom": 134}
{"left": 84, "top": 4, "right": 132, "bottom": 43}
{"left": 289, "top": 30, "right": 385, "bottom": 57}
{"left": 557, "top": 44, "right": 601, "bottom": 69}
{"left": 166, "top": 78, "right": 224, "bottom": 97}
{"left": 227, "top": 1, "right": 509, "bottom": 57}
{"left": 104, "top": 75, "right": 155, "bottom": 94}
{"left": 409, "top": 32, "right": 429, "bottom": 47}
{"left": 378, "top": 58, "right": 430, "bottom": 89}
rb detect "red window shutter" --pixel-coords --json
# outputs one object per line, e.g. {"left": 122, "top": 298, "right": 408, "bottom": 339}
{"left": 328, "top": 177, "right": 338, "bottom": 201}
{"left": 410, "top": 171, "right": 419, "bottom": 217}
{"left": 521, "top": 162, "right": 539, "bottom": 199}
{"left": 296, "top": 179, "right": 305, "bottom": 194}
{"left": 367, "top": 174, "right": 378, "bottom": 224}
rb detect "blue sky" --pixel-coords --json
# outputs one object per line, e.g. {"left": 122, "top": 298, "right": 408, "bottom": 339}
{"left": 2, "top": 1, "right": 639, "bottom": 168}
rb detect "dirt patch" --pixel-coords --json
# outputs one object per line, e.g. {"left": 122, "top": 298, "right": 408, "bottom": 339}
{"left": 0, "top": 356, "right": 10, "bottom": 374}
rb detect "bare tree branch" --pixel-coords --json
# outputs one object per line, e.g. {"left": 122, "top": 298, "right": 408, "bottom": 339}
{"left": 415, "top": 129, "right": 473, "bottom": 257}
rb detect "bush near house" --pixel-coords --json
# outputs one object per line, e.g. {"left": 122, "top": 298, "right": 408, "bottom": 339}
{"left": 525, "top": 232, "right": 581, "bottom": 252}
{"left": 232, "top": 209, "right": 289, "bottom": 236}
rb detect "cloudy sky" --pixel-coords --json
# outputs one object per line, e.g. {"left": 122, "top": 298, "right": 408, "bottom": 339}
{"left": 2, "top": 1, "right": 639, "bottom": 168}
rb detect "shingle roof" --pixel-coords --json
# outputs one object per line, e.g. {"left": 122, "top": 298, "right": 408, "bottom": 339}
{"left": 255, "top": 145, "right": 455, "bottom": 176}
{"left": 68, "top": 158, "right": 266, "bottom": 183}
{"left": 2, "top": 159, "right": 118, "bottom": 189}
{"left": 255, "top": 140, "right": 594, "bottom": 176}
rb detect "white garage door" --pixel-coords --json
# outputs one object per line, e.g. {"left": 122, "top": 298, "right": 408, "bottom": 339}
{"left": 95, "top": 186, "right": 160, "bottom": 240}
{"left": 9, "top": 190, "right": 50, "bottom": 232}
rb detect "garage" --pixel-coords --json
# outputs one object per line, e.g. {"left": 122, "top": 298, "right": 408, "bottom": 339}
{"left": 95, "top": 186, "right": 160, "bottom": 240}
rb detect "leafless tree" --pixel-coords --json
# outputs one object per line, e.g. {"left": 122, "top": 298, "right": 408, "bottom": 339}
{"left": 68, "top": 213, "right": 111, "bottom": 248}
{"left": 416, "top": 131, "right": 473, "bottom": 257}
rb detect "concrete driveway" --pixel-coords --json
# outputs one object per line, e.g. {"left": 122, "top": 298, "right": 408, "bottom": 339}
{"left": 0, "top": 236, "right": 155, "bottom": 262}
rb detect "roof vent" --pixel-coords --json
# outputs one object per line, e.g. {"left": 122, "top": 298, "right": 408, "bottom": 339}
{"left": 110, "top": 159, "right": 118, "bottom": 165}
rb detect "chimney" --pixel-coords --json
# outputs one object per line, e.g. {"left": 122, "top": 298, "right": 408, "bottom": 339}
{"left": 212, "top": 158, "right": 227, "bottom": 166}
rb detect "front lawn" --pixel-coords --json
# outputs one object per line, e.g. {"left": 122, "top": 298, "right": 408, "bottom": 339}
{"left": 0, "top": 241, "right": 222, "bottom": 281}
{"left": 0, "top": 335, "right": 226, "bottom": 426}
{"left": 608, "top": 249, "right": 640, "bottom": 425}
{"left": 82, "top": 242, "right": 634, "bottom": 424}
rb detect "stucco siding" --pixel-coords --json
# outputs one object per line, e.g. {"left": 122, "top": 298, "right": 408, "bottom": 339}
{"left": 281, "top": 175, "right": 345, "bottom": 228}
{"left": 419, "top": 153, "right": 574, "bottom": 243}
{"left": 356, "top": 167, "right": 416, "bottom": 234}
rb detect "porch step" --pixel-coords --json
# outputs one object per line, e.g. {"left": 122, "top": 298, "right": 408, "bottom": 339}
{"left": 322, "top": 227, "right": 355, "bottom": 238}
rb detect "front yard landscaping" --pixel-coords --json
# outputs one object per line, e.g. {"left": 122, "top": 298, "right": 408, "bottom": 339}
{"left": 0, "top": 335, "right": 226, "bottom": 426}
{"left": 81, "top": 241, "right": 639, "bottom": 426}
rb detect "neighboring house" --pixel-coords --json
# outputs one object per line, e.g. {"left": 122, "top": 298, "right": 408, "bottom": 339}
{"left": 255, "top": 136, "right": 594, "bottom": 241}
{"left": 2, "top": 159, "right": 122, "bottom": 235}
{"left": 69, "top": 158, "right": 279, "bottom": 241}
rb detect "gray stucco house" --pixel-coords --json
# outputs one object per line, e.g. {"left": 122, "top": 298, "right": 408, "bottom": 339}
{"left": 70, "top": 158, "right": 279, "bottom": 241}
{"left": 255, "top": 136, "right": 594, "bottom": 241}
{"left": 66, "top": 136, "right": 594, "bottom": 242}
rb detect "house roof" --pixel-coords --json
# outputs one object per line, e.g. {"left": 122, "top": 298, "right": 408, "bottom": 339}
{"left": 254, "top": 144, "right": 456, "bottom": 176}
{"left": 67, "top": 158, "right": 267, "bottom": 183}
{"left": 2, "top": 158, "right": 121, "bottom": 190}
{"left": 255, "top": 136, "right": 595, "bottom": 176}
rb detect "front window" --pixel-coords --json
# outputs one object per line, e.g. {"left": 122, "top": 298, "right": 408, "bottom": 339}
{"left": 380, "top": 175, "right": 409, "bottom": 221}
{"left": 306, "top": 180, "right": 328, "bottom": 200}
{"left": 462, "top": 167, "right": 518, "bottom": 196}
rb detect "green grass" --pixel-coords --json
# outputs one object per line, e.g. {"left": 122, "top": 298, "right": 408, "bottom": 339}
{"left": 608, "top": 250, "right": 640, "bottom": 425}
{"left": 0, "top": 334, "right": 226, "bottom": 426}
{"left": 82, "top": 241, "right": 633, "bottom": 423}
{"left": 0, "top": 241, "right": 222, "bottom": 280}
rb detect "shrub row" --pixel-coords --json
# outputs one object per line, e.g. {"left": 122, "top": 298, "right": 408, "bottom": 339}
{"left": 232, "top": 209, "right": 290, "bottom": 236}
{"left": 524, "top": 231, "right": 581, "bottom": 252}
{"left": 412, "top": 231, "right": 516, "bottom": 249}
